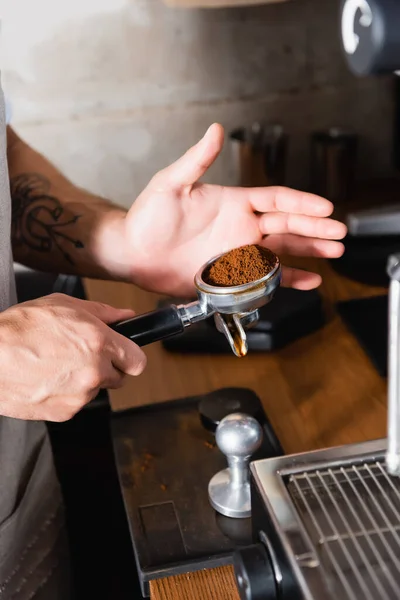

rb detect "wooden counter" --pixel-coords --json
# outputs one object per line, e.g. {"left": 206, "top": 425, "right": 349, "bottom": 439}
{"left": 85, "top": 257, "right": 388, "bottom": 600}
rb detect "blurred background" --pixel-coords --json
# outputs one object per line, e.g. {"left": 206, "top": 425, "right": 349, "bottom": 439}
{"left": 1, "top": 0, "right": 395, "bottom": 208}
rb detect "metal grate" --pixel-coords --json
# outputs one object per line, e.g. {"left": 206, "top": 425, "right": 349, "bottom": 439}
{"left": 287, "top": 460, "right": 400, "bottom": 600}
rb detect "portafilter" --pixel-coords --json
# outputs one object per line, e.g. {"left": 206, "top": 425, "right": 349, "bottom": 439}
{"left": 110, "top": 249, "right": 282, "bottom": 357}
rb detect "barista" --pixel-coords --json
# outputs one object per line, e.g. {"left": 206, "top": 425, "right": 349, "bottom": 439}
{"left": 1, "top": 90, "right": 346, "bottom": 597}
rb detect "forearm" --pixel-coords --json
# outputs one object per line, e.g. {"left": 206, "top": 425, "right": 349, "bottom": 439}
{"left": 7, "top": 127, "right": 130, "bottom": 280}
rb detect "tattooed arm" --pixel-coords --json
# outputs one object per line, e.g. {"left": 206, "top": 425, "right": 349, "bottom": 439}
{"left": 7, "top": 126, "right": 131, "bottom": 280}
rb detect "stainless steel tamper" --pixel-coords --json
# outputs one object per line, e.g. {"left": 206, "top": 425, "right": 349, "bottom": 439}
{"left": 208, "top": 413, "right": 263, "bottom": 519}
{"left": 110, "top": 248, "right": 281, "bottom": 357}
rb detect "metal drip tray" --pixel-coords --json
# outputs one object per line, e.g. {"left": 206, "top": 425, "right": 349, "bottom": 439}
{"left": 251, "top": 439, "right": 400, "bottom": 600}
{"left": 288, "top": 461, "right": 400, "bottom": 600}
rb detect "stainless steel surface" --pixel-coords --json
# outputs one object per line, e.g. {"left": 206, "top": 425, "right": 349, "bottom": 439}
{"left": 387, "top": 254, "right": 400, "bottom": 476}
{"left": 289, "top": 462, "right": 400, "bottom": 600}
{"left": 347, "top": 204, "right": 400, "bottom": 236}
{"left": 208, "top": 413, "right": 263, "bottom": 519}
{"left": 177, "top": 300, "right": 208, "bottom": 326}
{"left": 194, "top": 252, "right": 281, "bottom": 314}
{"left": 213, "top": 311, "right": 259, "bottom": 358}
{"left": 251, "top": 439, "right": 398, "bottom": 600}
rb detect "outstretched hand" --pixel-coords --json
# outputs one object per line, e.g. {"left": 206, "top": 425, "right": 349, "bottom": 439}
{"left": 124, "top": 123, "right": 347, "bottom": 297}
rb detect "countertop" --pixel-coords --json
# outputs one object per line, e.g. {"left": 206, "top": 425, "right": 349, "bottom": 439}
{"left": 85, "top": 255, "right": 388, "bottom": 600}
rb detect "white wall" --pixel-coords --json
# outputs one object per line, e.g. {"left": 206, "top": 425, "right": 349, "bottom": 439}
{"left": 1, "top": 0, "right": 394, "bottom": 207}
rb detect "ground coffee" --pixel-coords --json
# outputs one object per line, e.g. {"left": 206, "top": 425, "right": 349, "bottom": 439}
{"left": 205, "top": 244, "right": 277, "bottom": 287}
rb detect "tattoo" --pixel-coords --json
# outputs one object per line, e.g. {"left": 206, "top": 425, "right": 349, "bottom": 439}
{"left": 10, "top": 173, "right": 84, "bottom": 265}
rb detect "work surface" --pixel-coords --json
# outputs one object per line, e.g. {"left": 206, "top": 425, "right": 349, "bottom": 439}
{"left": 85, "top": 257, "right": 387, "bottom": 600}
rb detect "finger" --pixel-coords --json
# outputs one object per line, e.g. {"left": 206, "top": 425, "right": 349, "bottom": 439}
{"left": 108, "top": 332, "right": 147, "bottom": 377}
{"left": 106, "top": 373, "right": 127, "bottom": 390}
{"left": 243, "top": 186, "right": 334, "bottom": 217}
{"left": 259, "top": 212, "right": 347, "bottom": 240}
{"left": 262, "top": 234, "right": 345, "bottom": 258}
{"left": 151, "top": 123, "right": 224, "bottom": 190}
{"left": 281, "top": 266, "right": 322, "bottom": 290}
{"left": 81, "top": 301, "right": 136, "bottom": 325}
{"left": 100, "top": 365, "right": 127, "bottom": 390}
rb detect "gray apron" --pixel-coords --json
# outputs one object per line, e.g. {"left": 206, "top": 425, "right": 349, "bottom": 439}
{"left": 0, "top": 77, "right": 71, "bottom": 599}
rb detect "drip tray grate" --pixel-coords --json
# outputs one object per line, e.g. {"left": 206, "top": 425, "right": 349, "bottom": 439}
{"left": 287, "top": 460, "right": 400, "bottom": 600}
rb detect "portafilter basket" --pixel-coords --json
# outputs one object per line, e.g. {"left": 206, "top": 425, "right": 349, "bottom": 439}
{"left": 111, "top": 248, "right": 282, "bottom": 357}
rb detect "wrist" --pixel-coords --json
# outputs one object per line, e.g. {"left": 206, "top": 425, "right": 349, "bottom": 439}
{"left": 92, "top": 209, "right": 131, "bottom": 281}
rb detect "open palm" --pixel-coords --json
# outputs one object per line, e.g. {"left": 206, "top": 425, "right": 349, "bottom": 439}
{"left": 125, "top": 124, "right": 346, "bottom": 297}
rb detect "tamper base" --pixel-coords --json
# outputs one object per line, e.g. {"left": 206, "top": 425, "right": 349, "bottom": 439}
{"left": 208, "top": 468, "right": 251, "bottom": 519}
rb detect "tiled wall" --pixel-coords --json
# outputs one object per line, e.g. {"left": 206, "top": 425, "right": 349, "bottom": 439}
{"left": 2, "top": 0, "right": 394, "bottom": 208}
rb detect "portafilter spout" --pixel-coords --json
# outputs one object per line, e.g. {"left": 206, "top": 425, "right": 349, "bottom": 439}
{"left": 110, "top": 248, "right": 282, "bottom": 357}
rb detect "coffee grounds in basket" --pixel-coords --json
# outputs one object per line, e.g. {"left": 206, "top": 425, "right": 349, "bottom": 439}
{"left": 205, "top": 244, "right": 277, "bottom": 287}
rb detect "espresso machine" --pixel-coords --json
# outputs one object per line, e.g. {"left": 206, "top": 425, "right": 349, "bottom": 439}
{"left": 230, "top": 3, "right": 400, "bottom": 599}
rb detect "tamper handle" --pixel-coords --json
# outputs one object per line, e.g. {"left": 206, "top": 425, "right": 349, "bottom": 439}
{"left": 227, "top": 455, "right": 250, "bottom": 488}
{"left": 215, "top": 413, "right": 263, "bottom": 461}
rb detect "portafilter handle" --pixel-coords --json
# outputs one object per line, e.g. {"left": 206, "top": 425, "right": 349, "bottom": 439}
{"left": 110, "top": 303, "right": 261, "bottom": 356}
{"left": 110, "top": 301, "right": 206, "bottom": 347}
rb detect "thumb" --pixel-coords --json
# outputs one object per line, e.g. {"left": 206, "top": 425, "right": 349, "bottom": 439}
{"left": 82, "top": 301, "right": 136, "bottom": 324}
{"left": 154, "top": 123, "right": 224, "bottom": 190}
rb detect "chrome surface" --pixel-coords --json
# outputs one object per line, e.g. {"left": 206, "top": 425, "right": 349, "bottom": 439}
{"left": 387, "top": 254, "right": 400, "bottom": 476}
{"left": 177, "top": 300, "right": 209, "bottom": 327}
{"left": 194, "top": 251, "right": 281, "bottom": 315}
{"left": 208, "top": 413, "right": 263, "bottom": 519}
{"left": 347, "top": 204, "right": 400, "bottom": 236}
{"left": 251, "top": 439, "right": 400, "bottom": 600}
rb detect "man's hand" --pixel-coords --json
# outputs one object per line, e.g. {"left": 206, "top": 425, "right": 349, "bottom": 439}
{"left": 124, "top": 123, "right": 347, "bottom": 297}
{"left": 8, "top": 124, "right": 346, "bottom": 295}
{"left": 0, "top": 294, "right": 146, "bottom": 422}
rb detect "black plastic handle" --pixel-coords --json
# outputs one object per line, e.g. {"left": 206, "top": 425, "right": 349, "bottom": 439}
{"left": 110, "top": 305, "right": 184, "bottom": 347}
